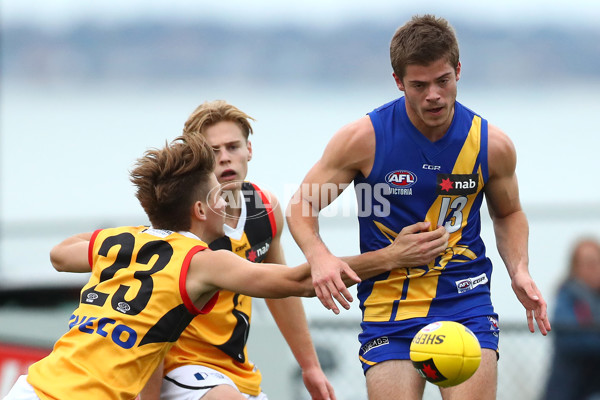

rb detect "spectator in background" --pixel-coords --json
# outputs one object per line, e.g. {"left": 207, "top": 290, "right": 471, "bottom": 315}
{"left": 542, "top": 237, "right": 600, "bottom": 400}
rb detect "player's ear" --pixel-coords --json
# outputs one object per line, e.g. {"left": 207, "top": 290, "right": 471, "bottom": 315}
{"left": 455, "top": 61, "right": 461, "bottom": 82}
{"left": 247, "top": 140, "right": 253, "bottom": 162}
{"left": 192, "top": 200, "right": 207, "bottom": 221}
{"left": 393, "top": 72, "right": 405, "bottom": 92}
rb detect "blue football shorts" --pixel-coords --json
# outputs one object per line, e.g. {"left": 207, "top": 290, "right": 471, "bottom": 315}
{"left": 357, "top": 314, "right": 500, "bottom": 374}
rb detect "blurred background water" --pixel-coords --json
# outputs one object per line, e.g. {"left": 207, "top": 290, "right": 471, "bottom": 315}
{"left": 1, "top": 1, "right": 600, "bottom": 398}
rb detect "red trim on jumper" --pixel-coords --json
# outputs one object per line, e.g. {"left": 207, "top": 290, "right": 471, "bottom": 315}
{"left": 88, "top": 229, "right": 102, "bottom": 271}
{"left": 179, "top": 245, "right": 219, "bottom": 315}
{"left": 251, "top": 183, "right": 276, "bottom": 238}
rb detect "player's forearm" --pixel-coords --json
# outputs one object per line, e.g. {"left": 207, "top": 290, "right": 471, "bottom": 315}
{"left": 492, "top": 210, "right": 530, "bottom": 279}
{"left": 201, "top": 251, "right": 315, "bottom": 298}
{"left": 289, "top": 243, "right": 397, "bottom": 288}
{"left": 244, "top": 263, "right": 315, "bottom": 298}
{"left": 239, "top": 261, "right": 315, "bottom": 298}
{"left": 339, "top": 247, "right": 394, "bottom": 283}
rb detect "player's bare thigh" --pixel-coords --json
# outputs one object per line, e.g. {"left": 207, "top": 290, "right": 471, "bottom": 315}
{"left": 365, "top": 359, "right": 426, "bottom": 400}
{"left": 201, "top": 385, "right": 247, "bottom": 400}
{"left": 439, "top": 348, "right": 497, "bottom": 400}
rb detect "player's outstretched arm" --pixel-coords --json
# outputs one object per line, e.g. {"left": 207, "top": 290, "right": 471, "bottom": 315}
{"left": 188, "top": 221, "right": 449, "bottom": 312}
{"left": 187, "top": 250, "right": 314, "bottom": 303}
{"left": 485, "top": 124, "right": 551, "bottom": 335}
{"left": 338, "top": 221, "right": 449, "bottom": 285}
{"left": 289, "top": 220, "right": 449, "bottom": 313}
{"left": 50, "top": 232, "right": 94, "bottom": 272}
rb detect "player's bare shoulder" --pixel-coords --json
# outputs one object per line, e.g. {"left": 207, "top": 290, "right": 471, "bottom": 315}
{"left": 487, "top": 124, "right": 517, "bottom": 179}
{"left": 191, "top": 248, "right": 239, "bottom": 268}
{"left": 333, "top": 115, "right": 375, "bottom": 152}
{"left": 187, "top": 249, "right": 238, "bottom": 287}
{"left": 324, "top": 115, "right": 376, "bottom": 176}
{"left": 185, "top": 249, "right": 244, "bottom": 307}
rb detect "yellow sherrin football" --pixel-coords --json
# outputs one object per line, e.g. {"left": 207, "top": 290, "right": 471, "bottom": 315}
{"left": 410, "top": 321, "right": 481, "bottom": 387}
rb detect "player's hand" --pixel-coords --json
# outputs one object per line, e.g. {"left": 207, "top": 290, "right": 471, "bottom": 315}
{"left": 388, "top": 222, "right": 449, "bottom": 268}
{"left": 310, "top": 253, "right": 360, "bottom": 314}
{"left": 302, "top": 366, "right": 337, "bottom": 400}
{"left": 511, "top": 270, "right": 551, "bottom": 335}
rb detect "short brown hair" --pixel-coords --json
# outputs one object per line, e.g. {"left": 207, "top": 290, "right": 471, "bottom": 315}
{"left": 569, "top": 238, "right": 600, "bottom": 279}
{"left": 130, "top": 134, "right": 215, "bottom": 231}
{"left": 183, "top": 100, "right": 254, "bottom": 140}
{"left": 390, "top": 14, "right": 460, "bottom": 81}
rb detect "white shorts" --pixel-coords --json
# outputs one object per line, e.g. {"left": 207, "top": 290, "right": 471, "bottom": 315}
{"left": 2, "top": 376, "right": 41, "bottom": 400}
{"left": 2, "top": 375, "right": 142, "bottom": 400}
{"left": 161, "top": 365, "right": 268, "bottom": 400}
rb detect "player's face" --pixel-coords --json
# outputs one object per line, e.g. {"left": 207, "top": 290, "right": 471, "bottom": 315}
{"left": 575, "top": 242, "right": 600, "bottom": 291}
{"left": 203, "top": 121, "right": 252, "bottom": 192}
{"left": 203, "top": 173, "right": 227, "bottom": 242}
{"left": 395, "top": 58, "right": 460, "bottom": 140}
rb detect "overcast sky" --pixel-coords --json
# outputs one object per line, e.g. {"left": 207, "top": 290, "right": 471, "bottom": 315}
{"left": 2, "top": 0, "right": 599, "bottom": 30}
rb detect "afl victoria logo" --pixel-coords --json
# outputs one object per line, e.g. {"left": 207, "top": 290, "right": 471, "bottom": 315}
{"left": 385, "top": 170, "right": 417, "bottom": 188}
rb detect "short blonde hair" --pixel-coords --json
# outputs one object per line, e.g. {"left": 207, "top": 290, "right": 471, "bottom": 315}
{"left": 183, "top": 100, "right": 254, "bottom": 140}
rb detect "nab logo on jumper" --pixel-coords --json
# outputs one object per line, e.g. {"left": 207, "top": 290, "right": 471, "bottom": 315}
{"left": 436, "top": 173, "right": 479, "bottom": 195}
{"left": 246, "top": 241, "right": 270, "bottom": 263}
